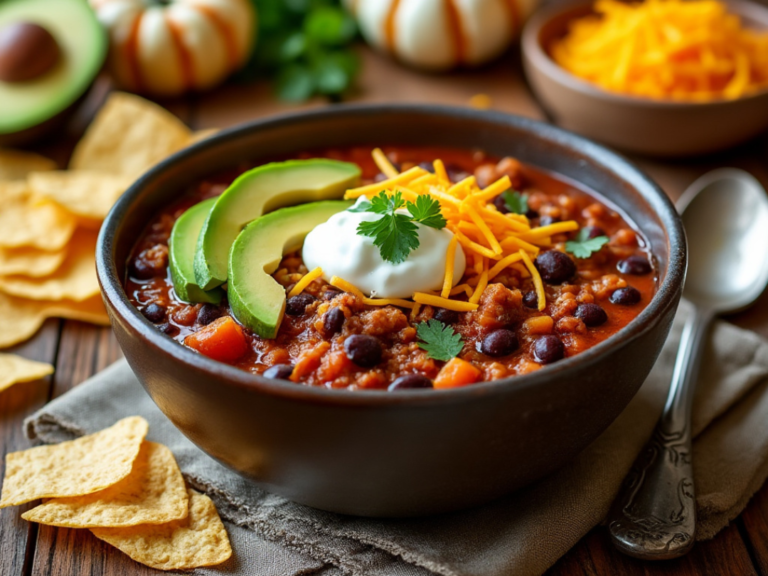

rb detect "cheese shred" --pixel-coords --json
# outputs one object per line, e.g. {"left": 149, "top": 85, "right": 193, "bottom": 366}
{"left": 519, "top": 250, "right": 546, "bottom": 311}
{"left": 288, "top": 267, "right": 324, "bottom": 297}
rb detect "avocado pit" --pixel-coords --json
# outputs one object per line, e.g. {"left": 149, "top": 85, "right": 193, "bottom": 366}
{"left": 0, "top": 21, "right": 60, "bottom": 83}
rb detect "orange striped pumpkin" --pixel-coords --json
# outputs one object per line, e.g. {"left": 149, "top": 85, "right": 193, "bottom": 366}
{"left": 344, "top": 0, "right": 537, "bottom": 71}
{"left": 89, "top": 0, "right": 256, "bottom": 96}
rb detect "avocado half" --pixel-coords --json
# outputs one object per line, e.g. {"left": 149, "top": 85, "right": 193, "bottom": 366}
{"left": 194, "top": 159, "right": 361, "bottom": 291}
{"left": 228, "top": 200, "right": 352, "bottom": 339}
{"left": 0, "top": 0, "right": 107, "bottom": 145}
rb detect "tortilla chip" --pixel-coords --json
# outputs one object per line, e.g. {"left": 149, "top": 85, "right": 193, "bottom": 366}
{"left": 0, "top": 182, "right": 77, "bottom": 251}
{"left": 0, "top": 416, "right": 148, "bottom": 507}
{"left": 0, "top": 291, "right": 109, "bottom": 349}
{"left": 91, "top": 489, "right": 232, "bottom": 571}
{"left": 70, "top": 92, "right": 191, "bottom": 179}
{"left": 27, "top": 171, "right": 129, "bottom": 222}
{"left": 0, "top": 149, "right": 56, "bottom": 181}
{"left": 0, "top": 246, "right": 66, "bottom": 277}
{"left": 0, "top": 229, "right": 99, "bottom": 302}
{"left": 0, "top": 353, "right": 54, "bottom": 393}
{"left": 23, "top": 442, "right": 188, "bottom": 528}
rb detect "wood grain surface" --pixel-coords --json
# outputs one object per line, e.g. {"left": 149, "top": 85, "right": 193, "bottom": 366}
{"left": 2, "top": 47, "right": 768, "bottom": 576}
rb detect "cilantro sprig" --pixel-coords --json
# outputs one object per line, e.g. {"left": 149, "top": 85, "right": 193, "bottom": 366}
{"left": 565, "top": 228, "right": 610, "bottom": 259}
{"left": 500, "top": 190, "right": 529, "bottom": 215}
{"left": 416, "top": 320, "right": 464, "bottom": 361}
{"left": 354, "top": 191, "right": 447, "bottom": 264}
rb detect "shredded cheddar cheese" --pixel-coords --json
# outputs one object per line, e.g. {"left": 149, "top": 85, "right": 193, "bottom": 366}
{"left": 519, "top": 250, "right": 546, "bottom": 311}
{"left": 551, "top": 0, "right": 768, "bottom": 101}
{"left": 288, "top": 267, "right": 324, "bottom": 297}
{"left": 337, "top": 150, "right": 582, "bottom": 314}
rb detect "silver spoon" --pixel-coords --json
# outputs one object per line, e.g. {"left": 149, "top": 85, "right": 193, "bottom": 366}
{"left": 608, "top": 168, "right": 768, "bottom": 560}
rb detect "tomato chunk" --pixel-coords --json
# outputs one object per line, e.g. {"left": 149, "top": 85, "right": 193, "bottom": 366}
{"left": 184, "top": 316, "right": 248, "bottom": 363}
{"left": 434, "top": 358, "right": 482, "bottom": 389}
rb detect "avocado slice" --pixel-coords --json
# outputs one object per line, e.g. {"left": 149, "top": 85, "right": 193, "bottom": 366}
{"left": 169, "top": 198, "right": 224, "bottom": 305}
{"left": 194, "top": 159, "right": 361, "bottom": 290}
{"left": 0, "top": 0, "right": 106, "bottom": 141}
{"left": 228, "top": 200, "right": 352, "bottom": 338}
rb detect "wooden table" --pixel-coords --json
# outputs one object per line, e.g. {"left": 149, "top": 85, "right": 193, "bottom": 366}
{"left": 2, "top": 47, "right": 768, "bottom": 576}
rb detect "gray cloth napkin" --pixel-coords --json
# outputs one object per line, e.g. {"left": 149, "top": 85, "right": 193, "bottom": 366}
{"left": 23, "top": 304, "right": 768, "bottom": 576}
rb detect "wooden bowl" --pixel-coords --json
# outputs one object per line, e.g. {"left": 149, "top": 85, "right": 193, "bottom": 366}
{"left": 521, "top": 0, "right": 768, "bottom": 157}
{"left": 96, "top": 105, "right": 686, "bottom": 517}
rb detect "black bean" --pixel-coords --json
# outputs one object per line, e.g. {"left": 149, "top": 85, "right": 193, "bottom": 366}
{"left": 433, "top": 307, "right": 459, "bottom": 324}
{"left": 446, "top": 165, "right": 470, "bottom": 183}
{"left": 479, "top": 329, "right": 518, "bottom": 357}
{"left": 539, "top": 215, "right": 560, "bottom": 227}
{"left": 418, "top": 161, "right": 436, "bottom": 173}
{"left": 197, "top": 303, "right": 221, "bottom": 326}
{"left": 492, "top": 194, "right": 510, "bottom": 214}
{"left": 129, "top": 259, "right": 159, "bottom": 280}
{"left": 585, "top": 226, "right": 607, "bottom": 239}
{"left": 534, "top": 250, "right": 576, "bottom": 284}
{"left": 285, "top": 293, "right": 316, "bottom": 316}
{"left": 610, "top": 286, "right": 641, "bottom": 306}
{"left": 343, "top": 334, "right": 382, "bottom": 367}
{"left": 523, "top": 291, "right": 539, "bottom": 309}
{"left": 323, "top": 307, "right": 345, "bottom": 335}
{"left": 533, "top": 335, "right": 565, "bottom": 364}
{"left": 575, "top": 303, "right": 608, "bottom": 327}
{"left": 323, "top": 287, "right": 342, "bottom": 301}
{"left": 525, "top": 209, "right": 539, "bottom": 220}
{"left": 157, "top": 322, "right": 176, "bottom": 336}
{"left": 617, "top": 255, "right": 652, "bottom": 275}
{"left": 141, "top": 303, "right": 166, "bottom": 323}
{"left": 263, "top": 364, "right": 294, "bottom": 380}
{"left": 388, "top": 374, "right": 433, "bottom": 391}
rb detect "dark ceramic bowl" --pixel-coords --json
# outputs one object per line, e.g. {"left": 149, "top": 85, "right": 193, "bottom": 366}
{"left": 96, "top": 105, "right": 686, "bottom": 517}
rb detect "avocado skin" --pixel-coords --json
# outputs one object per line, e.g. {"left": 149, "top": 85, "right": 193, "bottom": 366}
{"left": 169, "top": 198, "right": 224, "bottom": 304}
{"left": 228, "top": 200, "right": 352, "bottom": 339}
{"left": 193, "top": 159, "right": 361, "bottom": 291}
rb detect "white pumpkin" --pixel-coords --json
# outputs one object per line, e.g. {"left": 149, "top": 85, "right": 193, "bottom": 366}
{"left": 89, "top": 0, "right": 255, "bottom": 97}
{"left": 345, "top": 0, "right": 537, "bottom": 71}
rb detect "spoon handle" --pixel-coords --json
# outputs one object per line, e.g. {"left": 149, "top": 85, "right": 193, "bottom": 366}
{"left": 608, "top": 307, "right": 713, "bottom": 560}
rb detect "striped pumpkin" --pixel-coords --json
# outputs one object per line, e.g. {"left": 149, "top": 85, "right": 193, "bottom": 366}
{"left": 89, "top": 0, "right": 255, "bottom": 97}
{"left": 345, "top": 0, "right": 537, "bottom": 70}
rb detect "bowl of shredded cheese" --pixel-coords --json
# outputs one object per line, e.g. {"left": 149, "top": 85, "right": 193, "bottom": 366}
{"left": 522, "top": 0, "right": 768, "bottom": 156}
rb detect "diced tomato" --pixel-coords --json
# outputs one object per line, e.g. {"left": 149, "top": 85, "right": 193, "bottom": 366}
{"left": 433, "top": 358, "right": 482, "bottom": 389}
{"left": 184, "top": 316, "right": 248, "bottom": 363}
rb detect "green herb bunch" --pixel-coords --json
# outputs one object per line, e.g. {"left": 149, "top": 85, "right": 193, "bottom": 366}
{"left": 237, "top": 0, "right": 360, "bottom": 101}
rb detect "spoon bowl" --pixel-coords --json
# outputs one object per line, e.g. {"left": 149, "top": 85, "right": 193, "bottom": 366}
{"left": 680, "top": 169, "right": 768, "bottom": 312}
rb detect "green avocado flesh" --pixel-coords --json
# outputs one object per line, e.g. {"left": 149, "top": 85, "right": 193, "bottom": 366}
{"left": 228, "top": 200, "right": 352, "bottom": 339}
{"left": 169, "top": 198, "right": 224, "bottom": 305}
{"left": 194, "top": 159, "right": 361, "bottom": 291}
{"left": 0, "top": 0, "right": 107, "bottom": 134}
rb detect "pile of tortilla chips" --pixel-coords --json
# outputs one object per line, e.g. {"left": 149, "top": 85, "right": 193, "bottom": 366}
{"left": 0, "top": 92, "right": 214, "bottom": 351}
{"left": 0, "top": 416, "right": 232, "bottom": 570}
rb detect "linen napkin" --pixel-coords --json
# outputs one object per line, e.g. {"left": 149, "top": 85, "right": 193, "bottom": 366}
{"left": 23, "top": 303, "right": 768, "bottom": 576}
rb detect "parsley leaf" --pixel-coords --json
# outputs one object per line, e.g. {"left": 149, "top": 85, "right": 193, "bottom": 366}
{"left": 565, "top": 228, "right": 610, "bottom": 259}
{"left": 416, "top": 320, "right": 464, "bottom": 361}
{"left": 500, "top": 190, "right": 529, "bottom": 215}
{"left": 356, "top": 192, "right": 419, "bottom": 264}
{"left": 347, "top": 199, "right": 372, "bottom": 212}
{"left": 355, "top": 191, "right": 447, "bottom": 264}
{"left": 406, "top": 195, "right": 447, "bottom": 229}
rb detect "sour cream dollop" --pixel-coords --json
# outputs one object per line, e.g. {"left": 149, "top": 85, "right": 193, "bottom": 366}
{"left": 302, "top": 199, "right": 466, "bottom": 299}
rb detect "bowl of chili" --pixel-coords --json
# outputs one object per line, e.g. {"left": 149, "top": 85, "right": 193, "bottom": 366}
{"left": 96, "top": 105, "right": 686, "bottom": 517}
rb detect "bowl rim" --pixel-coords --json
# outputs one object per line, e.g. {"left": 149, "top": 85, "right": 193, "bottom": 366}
{"left": 521, "top": 0, "right": 768, "bottom": 109}
{"left": 96, "top": 103, "right": 686, "bottom": 407}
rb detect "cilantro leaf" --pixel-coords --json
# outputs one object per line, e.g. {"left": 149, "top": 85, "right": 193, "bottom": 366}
{"left": 565, "top": 228, "right": 610, "bottom": 259}
{"left": 406, "top": 195, "right": 447, "bottom": 229}
{"left": 500, "top": 190, "right": 529, "bottom": 215}
{"left": 356, "top": 192, "right": 419, "bottom": 264}
{"left": 347, "top": 199, "right": 372, "bottom": 213}
{"left": 416, "top": 320, "right": 464, "bottom": 361}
